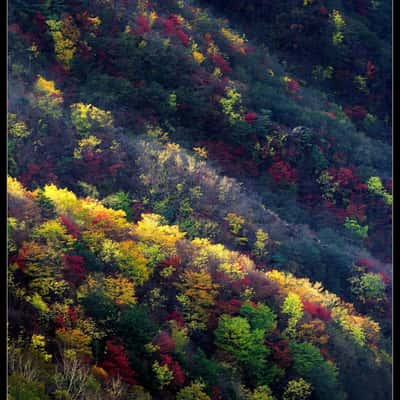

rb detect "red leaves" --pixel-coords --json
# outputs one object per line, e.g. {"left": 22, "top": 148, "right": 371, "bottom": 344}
{"left": 154, "top": 331, "right": 176, "bottom": 354}
{"left": 19, "top": 161, "right": 57, "bottom": 186}
{"left": 34, "top": 12, "right": 47, "bottom": 33}
{"left": 287, "top": 78, "right": 300, "bottom": 93}
{"left": 176, "top": 30, "right": 190, "bottom": 46}
{"left": 159, "top": 255, "right": 181, "bottom": 269}
{"left": 345, "top": 200, "right": 366, "bottom": 221}
{"left": 379, "top": 272, "right": 391, "bottom": 284}
{"left": 303, "top": 301, "right": 332, "bottom": 321}
{"left": 109, "top": 162, "right": 124, "bottom": 176}
{"left": 244, "top": 112, "right": 257, "bottom": 124}
{"left": 327, "top": 167, "right": 355, "bottom": 187}
{"left": 323, "top": 111, "right": 336, "bottom": 119}
{"left": 319, "top": 6, "right": 329, "bottom": 17}
{"left": 366, "top": 60, "right": 376, "bottom": 79}
{"left": 10, "top": 245, "right": 29, "bottom": 270}
{"left": 101, "top": 340, "right": 137, "bottom": 385}
{"left": 136, "top": 15, "right": 150, "bottom": 35}
{"left": 159, "top": 15, "right": 189, "bottom": 46}
{"left": 357, "top": 257, "right": 376, "bottom": 270}
{"left": 344, "top": 105, "right": 368, "bottom": 120}
{"left": 63, "top": 255, "right": 85, "bottom": 285}
{"left": 78, "top": 42, "right": 91, "bottom": 60}
{"left": 211, "top": 54, "right": 232, "bottom": 75}
{"left": 215, "top": 299, "right": 244, "bottom": 316}
{"left": 60, "top": 216, "right": 79, "bottom": 238}
{"left": 160, "top": 354, "right": 185, "bottom": 387}
{"left": 268, "top": 161, "right": 297, "bottom": 184}
{"left": 163, "top": 14, "right": 181, "bottom": 34}
{"left": 267, "top": 339, "right": 292, "bottom": 368}
{"left": 166, "top": 311, "right": 185, "bottom": 327}
{"left": 354, "top": 0, "right": 368, "bottom": 16}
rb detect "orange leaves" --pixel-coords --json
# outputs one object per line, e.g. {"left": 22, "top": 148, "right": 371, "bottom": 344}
{"left": 175, "top": 270, "right": 219, "bottom": 330}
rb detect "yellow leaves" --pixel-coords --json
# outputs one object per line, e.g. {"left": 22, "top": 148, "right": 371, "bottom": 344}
{"left": 31, "top": 334, "right": 52, "bottom": 362}
{"left": 31, "top": 334, "right": 46, "bottom": 349}
{"left": 43, "top": 183, "right": 131, "bottom": 238}
{"left": 43, "top": 184, "right": 79, "bottom": 216}
{"left": 218, "top": 262, "right": 246, "bottom": 279}
{"left": 86, "top": 273, "right": 137, "bottom": 305}
{"left": 148, "top": 11, "right": 158, "bottom": 27}
{"left": 8, "top": 176, "right": 28, "bottom": 199}
{"left": 47, "top": 15, "right": 80, "bottom": 69}
{"left": 330, "top": 10, "right": 345, "bottom": 29}
{"left": 35, "top": 75, "right": 62, "bottom": 97}
{"left": 224, "top": 212, "right": 245, "bottom": 235}
{"left": 33, "top": 75, "right": 63, "bottom": 118}
{"left": 330, "top": 10, "right": 345, "bottom": 46}
{"left": 191, "top": 237, "right": 251, "bottom": 278}
{"left": 266, "top": 269, "right": 381, "bottom": 348}
{"left": 299, "top": 320, "right": 329, "bottom": 346}
{"left": 158, "top": 142, "right": 181, "bottom": 164}
{"left": 193, "top": 146, "right": 208, "bottom": 158}
{"left": 145, "top": 124, "right": 170, "bottom": 142}
{"left": 8, "top": 113, "right": 31, "bottom": 138}
{"left": 29, "top": 292, "right": 49, "bottom": 313}
{"left": 87, "top": 16, "right": 101, "bottom": 31}
{"left": 193, "top": 50, "right": 205, "bottom": 63}
{"left": 132, "top": 214, "right": 186, "bottom": 252}
{"left": 73, "top": 135, "right": 102, "bottom": 159}
{"left": 70, "top": 103, "right": 113, "bottom": 135}
{"left": 175, "top": 270, "right": 219, "bottom": 329}
{"left": 220, "top": 27, "right": 246, "bottom": 52}
{"left": 33, "top": 219, "right": 76, "bottom": 249}
{"left": 56, "top": 327, "right": 92, "bottom": 356}
{"left": 220, "top": 85, "right": 244, "bottom": 124}
{"left": 91, "top": 365, "right": 109, "bottom": 380}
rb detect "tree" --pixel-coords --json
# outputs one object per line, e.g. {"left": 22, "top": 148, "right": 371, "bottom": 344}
{"left": 289, "top": 342, "right": 345, "bottom": 400}
{"left": 70, "top": 103, "right": 113, "bottom": 136}
{"left": 349, "top": 273, "right": 386, "bottom": 305}
{"left": 283, "top": 378, "right": 312, "bottom": 400}
{"left": 8, "top": 373, "right": 48, "bottom": 400}
{"left": 214, "top": 315, "right": 269, "bottom": 381}
{"left": 132, "top": 213, "right": 186, "bottom": 253}
{"left": 282, "top": 292, "right": 303, "bottom": 338}
{"left": 176, "top": 382, "right": 211, "bottom": 400}
{"left": 175, "top": 270, "right": 219, "bottom": 330}
{"left": 239, "top": 301, "right": 277, "bottom": 333}
{"left": 101, "top": 340, "right": 137, "bottom": 385}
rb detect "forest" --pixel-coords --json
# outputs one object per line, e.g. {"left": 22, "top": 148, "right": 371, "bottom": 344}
{"left": 7, "top": 0, "right": 392, "bottom": 399}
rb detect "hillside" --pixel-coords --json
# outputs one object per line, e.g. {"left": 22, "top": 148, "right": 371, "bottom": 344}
{"left": 7, "top": 0, "right": 392, "bottom": 399}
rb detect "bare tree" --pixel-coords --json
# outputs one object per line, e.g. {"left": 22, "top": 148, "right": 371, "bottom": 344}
{"left": 53, "top": 353, "right": 92, "bottom": 400}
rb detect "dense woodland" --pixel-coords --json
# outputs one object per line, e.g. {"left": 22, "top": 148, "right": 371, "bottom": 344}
{"left": 8, "top": 0, "right": 392, "bottom": 399}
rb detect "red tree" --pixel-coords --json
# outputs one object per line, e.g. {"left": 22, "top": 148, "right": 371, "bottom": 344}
{"left": 160, "top": 354, "right": 185, "bottom": 387}
{"left": 154, "top": 331, "right": 176, "bottom": 354}
{"left": 101, "top": 340, "right": 137, "bottom": 385}
{"left": 303, "top": 301, "right": 332, "bottom": 321}
{"left": 63, "top": 254, "right": 85, "bottom": 285}
{"left": 268, "top": 161, "right": 297, "bottom": 183}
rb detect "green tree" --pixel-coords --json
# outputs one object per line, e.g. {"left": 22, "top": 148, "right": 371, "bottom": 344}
{"left": 289, "top": 342, "right": 345, "bottom": 400}
{"left": 281, "top": 293, "right": 303, "bottom": 338}
{"left": 239, "top": 301, "right": 277, "bottom": 333}
{"left": 8, "top": 373, "right": 48, "bottom": 400}
{"left": 214, "top": 315, "right": 269, "bottom": 381}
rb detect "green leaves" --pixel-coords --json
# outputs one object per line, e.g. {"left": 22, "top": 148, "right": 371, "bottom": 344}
{"left": 239, "top": 301, "right": 277, "bottom": 333}
{"left": 282, "top": 292, "right": 303, "bottom": 338}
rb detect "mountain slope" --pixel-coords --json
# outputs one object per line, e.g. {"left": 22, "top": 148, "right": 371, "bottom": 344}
{"left": 7, "top": 0, "right": 392, "bottom": 399}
